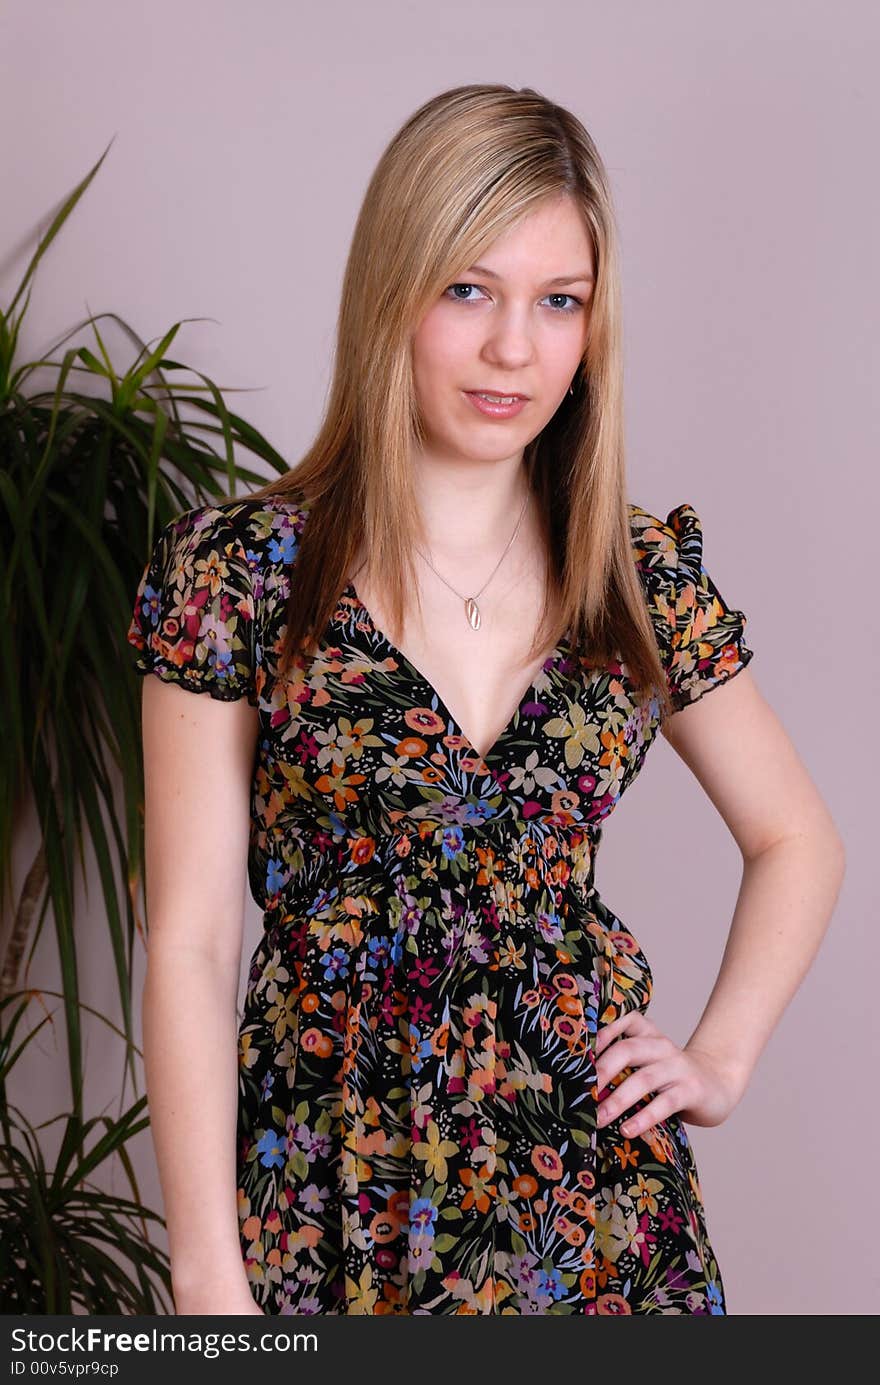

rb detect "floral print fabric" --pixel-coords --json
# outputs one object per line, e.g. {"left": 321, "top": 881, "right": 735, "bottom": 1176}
{"left": 127, "top": 494, "right": 754, "bottom": 1315}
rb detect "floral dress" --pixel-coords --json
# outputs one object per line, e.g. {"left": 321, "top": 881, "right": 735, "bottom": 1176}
{"left": 127, "top": 492, "right": 754, "bottom": 1315}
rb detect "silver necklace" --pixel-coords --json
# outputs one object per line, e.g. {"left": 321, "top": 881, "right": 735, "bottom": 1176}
{"left": 414, "top": 489, "right": 531, "bottom": 630}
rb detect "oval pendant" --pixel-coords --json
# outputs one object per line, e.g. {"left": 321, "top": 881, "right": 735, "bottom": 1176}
{"left": 465, "top": 596, "right": 481, "bottom": 630}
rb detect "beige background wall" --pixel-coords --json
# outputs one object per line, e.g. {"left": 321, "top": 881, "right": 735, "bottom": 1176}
{"left": 2, "top": 0, "right": 876, "bottom": 1314}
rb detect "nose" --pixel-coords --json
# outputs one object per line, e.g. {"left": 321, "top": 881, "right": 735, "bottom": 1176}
{"left": 479, "top": 305, "right": 537, "bottom": 370}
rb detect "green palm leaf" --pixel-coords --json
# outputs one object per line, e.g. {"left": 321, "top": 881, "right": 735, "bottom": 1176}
{"left": 1, "top": 143, "right": 286, "bottom": 1311}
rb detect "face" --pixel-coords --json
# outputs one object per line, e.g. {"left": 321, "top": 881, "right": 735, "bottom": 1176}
{"left": 411, "top": 194, "right": 595, "bottom": 468}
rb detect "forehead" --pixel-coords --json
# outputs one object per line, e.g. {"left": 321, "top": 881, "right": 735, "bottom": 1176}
{"left": 466, "top": 199, "right": 595, "bottom": 280}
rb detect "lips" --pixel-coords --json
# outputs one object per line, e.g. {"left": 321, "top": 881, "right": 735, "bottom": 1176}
{"left": 463, "top": 391, "right": 529, "bottom": 419}
{"left": 467, "top": 390, "right": 530, "bottom": 400}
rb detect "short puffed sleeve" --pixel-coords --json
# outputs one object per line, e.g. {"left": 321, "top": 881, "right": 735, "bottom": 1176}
{"left": 126, "top": 504, "right": 259, "bottom": 706}
{"left": 632, "top": 501, "right": 755, "bottom": 713}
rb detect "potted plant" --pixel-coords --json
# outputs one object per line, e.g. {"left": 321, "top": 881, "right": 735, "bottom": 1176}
{"left": 0, "top": 142, "right": 286, "bottom": 1311}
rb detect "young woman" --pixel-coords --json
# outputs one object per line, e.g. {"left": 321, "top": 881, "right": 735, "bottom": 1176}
{"left": 127, "top": 84, "right": 845, "bottom": 1315}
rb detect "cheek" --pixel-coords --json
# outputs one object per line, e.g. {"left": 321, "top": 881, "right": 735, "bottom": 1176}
{"left": 412, "top": 307, "right": 474, "bottom": 386}
{"left": 544, "top": 328, "right": 586, "bottom": 380}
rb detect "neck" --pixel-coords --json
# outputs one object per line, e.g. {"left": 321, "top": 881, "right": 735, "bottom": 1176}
{"left": 409, "top": 449, "right": 533, "bottom": 563}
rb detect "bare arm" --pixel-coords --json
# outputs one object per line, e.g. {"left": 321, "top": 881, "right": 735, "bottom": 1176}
{"left": 660, "top": 667, "right": 846, "bottom": 1087}
{"left": 595, "top": 666, "right": 846, "bottom": 1138}
{"left": 140, "top": 674, "right": 262, "bottom": 1314}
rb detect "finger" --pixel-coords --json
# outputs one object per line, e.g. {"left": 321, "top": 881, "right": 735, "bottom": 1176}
{"left": 617, "top": 1089, "right": 684, "bottom": 1139}
{"left": 593, "top": 1009, "right": 651, "bottom": 1056}
{"left": 592, "top": 1014, "right": 635, "bottom": 1056}
{"left": 596, "top": 1063, "right": 670, "bottom": 1127}
{"left": 594, "top": 1035, "right": 673, "bottom": 1091}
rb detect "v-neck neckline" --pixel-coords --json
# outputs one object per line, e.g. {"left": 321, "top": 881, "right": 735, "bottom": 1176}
{"left": 341, "top": 580, "right": 572, "bottom": 769}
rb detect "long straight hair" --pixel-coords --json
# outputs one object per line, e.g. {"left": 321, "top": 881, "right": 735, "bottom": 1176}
{"left": 244, "top": 82, "right": 674, "bottom": 720}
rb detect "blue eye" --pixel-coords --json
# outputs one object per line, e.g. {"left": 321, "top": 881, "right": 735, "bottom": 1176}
{"left": 444, "top": 283, "right": 583, "bottom": 313}
{"left": 544, "top": 292, "right": 582, "bottom": 313}
{"left": 446, "top": 283, "right": 489, "bottom": 304}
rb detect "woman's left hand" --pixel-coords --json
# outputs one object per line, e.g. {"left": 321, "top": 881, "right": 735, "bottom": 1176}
{"left": 593, "top": 1010, "right": 748, "bottom": 1137}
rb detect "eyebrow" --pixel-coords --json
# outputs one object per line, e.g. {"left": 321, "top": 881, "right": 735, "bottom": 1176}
{"left": 465, "top": 263, "right": 595, "bottom": 287}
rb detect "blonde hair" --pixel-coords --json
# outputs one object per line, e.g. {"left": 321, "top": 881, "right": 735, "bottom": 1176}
{"left": 245, "top": 82, "right": 673, "bottom": 718}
